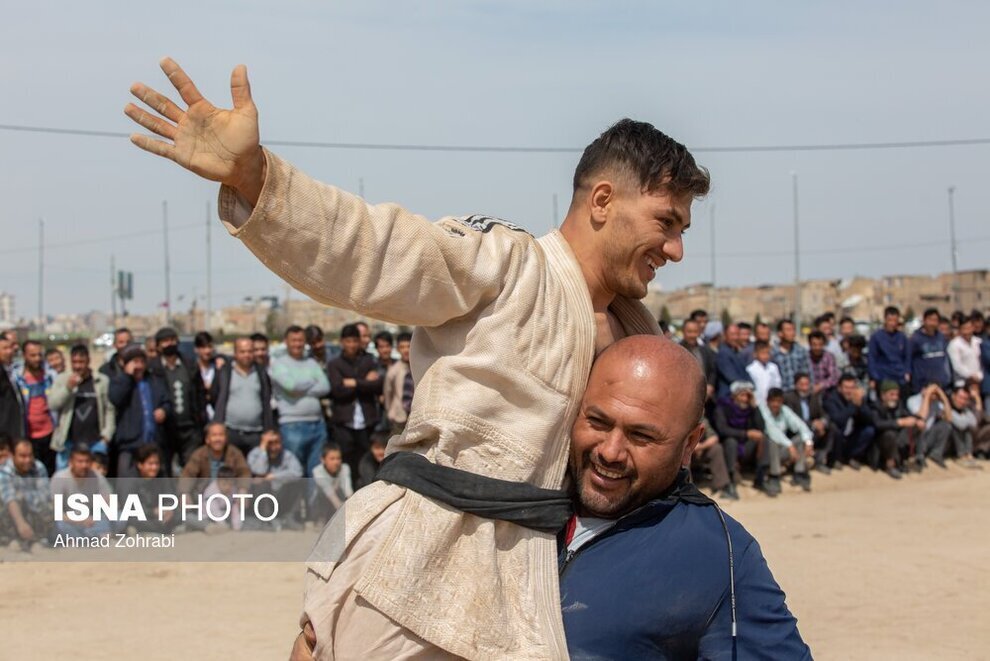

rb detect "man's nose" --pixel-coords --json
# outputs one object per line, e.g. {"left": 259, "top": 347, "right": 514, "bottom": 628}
{"left": 662, "top": 235, "right": 684, "bottom": 263}
{"left": 596, "top": 430, "right": 628, "bottom": 465}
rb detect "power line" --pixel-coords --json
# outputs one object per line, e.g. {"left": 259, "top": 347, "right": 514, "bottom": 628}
{"left": 3, "top": 122, "right": 990, "bottom": 154}
{"left": 0, "top": 221, "right": 200, "bottom": 256}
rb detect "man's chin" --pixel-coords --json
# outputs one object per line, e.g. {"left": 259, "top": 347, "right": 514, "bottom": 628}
{"left": 577, "top": 486, "right": 630, "bottom": 519}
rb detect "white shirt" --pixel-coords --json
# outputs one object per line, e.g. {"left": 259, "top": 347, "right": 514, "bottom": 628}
{"left": 947, "top": 336, "right": 983, "bottom": 384}
{"left": 746, "top": 360, "right": 782, "bottom": 405}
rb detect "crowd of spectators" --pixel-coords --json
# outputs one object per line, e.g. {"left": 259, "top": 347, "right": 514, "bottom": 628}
{"left": 678, "top": 306, "right": 989, "bottom": 499}
{"left": 0, "top": 322, "right": 414, "bottom": 549}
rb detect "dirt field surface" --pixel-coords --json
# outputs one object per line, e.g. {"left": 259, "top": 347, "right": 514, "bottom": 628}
{"left": 2, "top": 463, "right": 987, "bottom": 660}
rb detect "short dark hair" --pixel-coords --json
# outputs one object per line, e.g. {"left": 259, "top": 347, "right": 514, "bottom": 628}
{"left": 767, "top": 388, "right": 785, "bottom": 402}
{"left": 959, "top": 315, "right": 974, "bottom": 326}
{"left": 284, "top": 325, "right": 305, "bottom": 338}
{"left": 737, "top": 322, "right": 752, "bottom": 332}
{"left": 22, "top": 339, "right": 41, "bottom": 352}
{"left": 847, "top": 334, "right": 867, "bottom": 350}
{"left": 839, "top": 316, "right": 854, "bottom": 326}
{"left": 374, "top": 331, "right": 394, "bottom": 346}
{"left": 304, "top": 325, "right": 324, "bottom": 344}
{"left": 12, "top": 438, "right": 33, "bottom": 454}
{"left": 69, "top": 344, "right": 89, "bottom": 358}
{"left": 951, "top": 310, "right": 965, "bottom": 324}
{"left": 754, "top": 340, "right": 770, "bottom": 352}
{"left": 839, "top": 374, "right": 858, "bottom": 386}
{"left": 370, "top": 430, "right": 390, "bottom": 447}
{"left": 572, "top": 119, "right": 710, "bottom": 199}
{"left": 155, "top": 326, "right": 179, "bottom": 344}
{"left": 657, "top": 320, "right": 670, "bottom": 334}
{"left": 884, "top": 306, "right": 900, "bottom": 318}
{"left": 69, "top": 443, "right": 92, "bottom": 458}
{"left": 794, "top": 372, "right": 811, "bottom": 383}
{"left": 396, "top": 332, "right": 413, "bottom": 344}
{"left": 45, "top": 347, "right": 62, "bottom": 357}
{"left": 0, "top": 433, "right": 11, "bottom": 453}
{"left": 321, "top": 443, "right": 342, "bottom": 458}
{"left": 134, "top": 443, "right": 161, "bottom": 465}
{"left": 776, "top": 319, "right": 794, "bottom": 332}
{"left": 340, "top": 324, "right": 360, "bottom": 340}
{"left": 970, "top": 309, "right": 985, "bottom": 323}
{"left": 114, "top": 327, "right": 131, "bottom": 337}
{"left": 216, "top": 466, "right": 236, "bottom": 480}
{"left": 249, "top": 332, "right": 269, "bottom": 344}
{"left": 923, "top": 307, "right": 940, "bottom": 320}
{"left": 689, "top": 309, "right": 708, "bottom": 321}
{"left": 808, "top": 330, "right": 826, "bottom": 343}
{"left": 194, "top": 331, "right": 213, "bottom": 348}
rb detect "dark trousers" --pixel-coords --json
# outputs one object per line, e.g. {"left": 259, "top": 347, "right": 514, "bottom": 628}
{"left": 164, "top": 424, "right": 203, "bottom": 474}
{"left": 334, "top": 425, "right": 371, "bottom": 477}
{"left": 873, "top": 429, "right": 906, "bottom": 469}
{"left": 31, "top": 434, "right": 55, "bottom": 477}
{"left": 227, "top": 428, "right": 262, "bottom": 458}
{"left": 833, "top": 424, "right": 875, "bottom": 463}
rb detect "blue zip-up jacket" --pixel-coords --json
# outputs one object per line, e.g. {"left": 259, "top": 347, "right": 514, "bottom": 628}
{"left": 909, "top": 329, "right": 951, "bottom": 392}
{"left": 867, "top": 329, "right": 910, "bottom": 384}
{"left": 558, "top": 476, "right": 810, "bottom": 660}
{"left": 716, "top": 345, "right": 751, "bottom": 398}
{"left": 981, "top": 338, "right": 990, "bottom": 398}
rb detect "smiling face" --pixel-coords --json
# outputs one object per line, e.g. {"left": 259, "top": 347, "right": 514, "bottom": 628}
{"left": 569, "top": 336, "right": 704, "bottom": 519}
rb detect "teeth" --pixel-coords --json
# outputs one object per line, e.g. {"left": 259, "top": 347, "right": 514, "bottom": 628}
{"left": 593, "top": 464, "right": 626, "bottom": 480}
{"left": 645, "top": 256, "right": 658, "bottom": 270}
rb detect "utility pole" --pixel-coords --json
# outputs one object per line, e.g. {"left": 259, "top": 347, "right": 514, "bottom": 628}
{"left": 552, "top": 193, "right": 559, "bottom": 229}
{"left": 947, "top": 186, "right": 959, "bottom": 309}
{"left": 163, "top": 201, "right": 172, "bottom": 325}
{"left": 37, "top": 218, "right": 44, "bottom": 330}
{"left": 206, "top": 201, "right": 213, "bottom": 332}
{"left": 110, "top": 254, "right": 117, "bottom": 328}
{"left": 792, "top": 173, "right": 802, "bottom": 335}
{"left": 709, "top": 204, "right": 717, "bottom": 317}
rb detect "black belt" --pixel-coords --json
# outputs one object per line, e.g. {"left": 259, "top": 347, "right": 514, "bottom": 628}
{"left": 374, "top": 451, "right": 573, "bottom": 534}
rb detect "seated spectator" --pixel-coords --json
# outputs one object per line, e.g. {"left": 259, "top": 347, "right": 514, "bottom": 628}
{"left": 823, "top": 374, "right": 875, "bottom": 470}
{"left": 948, "top": 316, "right": 983, "bottom": 390}
{"left": 947, "top": 386, "right": 982, "bottom": 468}
{"left": 50, "top": 443, "right": 115, "bottom": 540}
{"left": 311, "top": 443, "right": 353, "bottom": 524}
{"left": 905, "top": 384, "right": 952, "bottom": 469}
{"left": 247, "top": 429, "right": 305, "bottom": 529}
{"left": 91, "top": 452, "right": 109, "bottom": 477}
{"left": 356, "top": 433, "right": 388, "bottom": 490}
{"left": 808, "top": 330, "right": 839, "bottom": 395}
{"left": 784, "top": 373, "right": 834, "bottom": 474}
{"left": 690, "top": 417, "right": 736, "bottom": 500}
{"left": 910, "top": 308, "right": 952, "bottom": 394}
{"left": 211, "top": 336, "right": 276, "bottom": 458}
{"left": 759, "top": 388, "right": 814, "bottom": 491}
{"left": 126, "top": 443, "right": 177, "bottom": 534}
{"left": 870, "top": 381, "right": 916, "bottom": 479}
{"left": 0, "top": 434, "right": 11, "bottom": 465}
{"left": 745, "top": 340, "right": 781, "bottom": 405}
{"left": 108, "top": 345, "right": 170, "bottom": 477}
{"left": 49, "top": 344, "right": 115, "bottom": 472}
{"left": 179, "top": 422, "right": 251, "bottom": 497}
{"left": 0, "top": 438, "right": 52, "bottom": 549}
{"left": 201, "top": 466, "right": 244, "bottom": 532}
{"left": 841, "top": 335, "right": 871, "bottom": 393}
{"left": 715, "top": 324, "right": 749, "bottom": 398}
{"left": 714, "top": 381, "right": 779, "bottom": 497}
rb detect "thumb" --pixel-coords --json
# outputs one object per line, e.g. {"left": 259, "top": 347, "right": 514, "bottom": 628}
{"left": 230, "top": 64, "right": 253, "bottom": 110}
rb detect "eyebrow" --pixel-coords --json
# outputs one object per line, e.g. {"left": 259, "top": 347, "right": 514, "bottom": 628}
{"left": 659, "top": 207, "right": 689, "bottom": 231}
{"left": 586, "top": 406, "right": 663, "bottom": 437}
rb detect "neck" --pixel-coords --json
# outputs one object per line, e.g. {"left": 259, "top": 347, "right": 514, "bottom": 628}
{"left": 164, "top": 355, "right": 178, "bottom": 367}
{"left": 559, "top": 221, "right": 614, "bottom": 312}
{"left": 210, "top": 447, "right": 224, "bottom": 459}
{"left": 780, "top": 339, "right": 793, "bottom": 350}
{"left": 234, "top": 362, "right": 252, "bottom": 375}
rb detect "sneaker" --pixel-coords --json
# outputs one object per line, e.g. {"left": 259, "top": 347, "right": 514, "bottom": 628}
{"left": 717, "top": 486, "right": 740, "bottom": 501}
{"left": 766, "top": 476, "right": 782, "bottom": 496}
{"left": 885, "top": 467, "right": 903, "bottom": 480}
{"left": 798, "top": 473, "right": 812, "bottom": 492}
{"left": 847, "top": 459, "right": 862, "bottom": 471}
{"left": 931, "top": 457, "right": 947, "bottom": 469}
{"left": 814, "top": 464, "right": 832, "bottom": 475}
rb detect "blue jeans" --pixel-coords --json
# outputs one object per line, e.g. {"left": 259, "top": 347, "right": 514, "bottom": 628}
{"left": 280, "top": 420, "right": 327, "bottom": 478}
{"left": 56, "top": 439, "right": 109, "bottom": 472}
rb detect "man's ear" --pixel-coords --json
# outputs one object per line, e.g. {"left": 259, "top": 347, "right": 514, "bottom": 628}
{"left": 680, "top": 422, "right": 705, "bottom": 468}
{"left": 589, "top": 181, "right": 615, "bottom": 225}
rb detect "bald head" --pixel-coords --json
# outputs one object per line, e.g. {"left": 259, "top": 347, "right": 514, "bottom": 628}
{"left": 592, "top": 335, "right": 707, "bottom": 430}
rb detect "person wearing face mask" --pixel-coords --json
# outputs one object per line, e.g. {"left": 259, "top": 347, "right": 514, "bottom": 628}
{"left": 149, "top": 327, "right": 208, "bottom": 472}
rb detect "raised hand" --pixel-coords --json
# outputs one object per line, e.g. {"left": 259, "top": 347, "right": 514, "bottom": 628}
{"left": 125, "top": 57, "right": 267, "bottom": 205}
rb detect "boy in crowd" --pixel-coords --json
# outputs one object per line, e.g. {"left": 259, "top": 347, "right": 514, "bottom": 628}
{"left": 311, "top": 444, "right": 353, "bottom": 525}
{"left": 746, "top": 340, "right": 781, "bottom": 405}
{"left": 759, "top": 388, "right": 814, "bottom": 491}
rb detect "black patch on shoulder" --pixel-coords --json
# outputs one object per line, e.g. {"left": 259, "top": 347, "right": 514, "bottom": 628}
{"left": 454, "top": 214, "right": 531, "bottom": 235}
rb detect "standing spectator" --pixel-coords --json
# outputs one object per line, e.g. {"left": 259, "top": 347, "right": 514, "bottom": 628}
{"left": 193, "top": 331, "right": 225, "bottom": 416}
{"left": 373, "top": 331, "right": 395, "bottom": 375}
{"left": 383, "top": 332, "right": 414, "bottom": 435}
{"left": 48, "top": 344, "right": 114, "bottom": 471}
{"left": 328, "top": 324, "right": 382, "bottom": 476}
{"left": 759, "top": 388, "right": 814, "bottom": 491}
{"left": 271, "top": 325, "right": 330, "bottom": 477}
{"left": 906, "top": 384, "right": 952, "bottom": 469}
{"left": 14, "top": 340, "right": 57, "bottom": 476}
{"left": 938, "top": 315, "right": 953, "bottom": 340}
{"left": 807, "top": 330, "right": 839, "bottom": 395}
{"left": 50, "top": 444, "right": 115, "bottom": 540}
{"left": 947, "top": 316, "right": 983, "bottom": 390}
{"left": 784, "top": 373, "right": 834, "bottom": 474}
{"left": 150, "top": 327, "right": 207, "bottom": 469}
{"left": 0, "top": 435, "right": 10, "bottom": 466}
{"left": 108, "top": 345, "right": 170, "bottom": 477}
{"left": 841, "top": 335, "right": 871, "bottom": 392}
{"left": 715, "top": 324, "right": 749, "bottom": 398}
{"left": 212, "top": 337, "right": 275, "bottom": 457}
{"left": 714, "top": 381, "right": 778, "bottom": 496}
{"left": 45, "top": 348, "right": 66, "bottom": 375}
{"left": 704, "top": 321, "right": 724, "bottom": 352}
{"left": 980, "top": 328, "right": 990, "bottom": 413}
{"left": 247, "top": 429, "right": 304, "bottom": 528}
{"left": 143, "top": 336, "right": 159, "bottom": 362}
{"left": 0, "top": 438, "right": 52, "bottom": 549}
{"left": 355, "top": 322, "right": 372, "bottom": 354}
{"left": 815, "top": 314, "right": 843, "bottom": 358}
{"left": 753, "top": 321, "right": 772, "bottom": 345}
{"left": 179, "top": 422, "right": 251, "bottom": 494}
{"left": 837, "top": 316, "right": 856, "bottom": 345}
{"left": 0, "top": 334, "right": 25, "bottom": 441}
{"left": 868, "top": 306, "right": 910, "bottom": 393}
{"left": 690, "top": 417, "right": 736, "bottom": 500}
{"left": 100, "top": 327, "right": 132, "bottom": 379}
{"left": 250, "top": 332, "right": 271, "bottom": 369}
{"left": 356, "top": 433, "right": 388, "bottom": 490}
{"left": 823, "top": 374, "right": 875, "bottom": 470}
{"left": 946, "top": 386, "right": 982, "bottom": 468}
{"left": 737, "top": 322, "right": 754, "bottom": 363}
{"left": 680, "top": 319, "right": 716, "bottom": 402}
{"left": 689, "top": 309, "right": 709, "bottom": 333}
{"left": 745, "top": 340, "right": 781, "bottom": 405}
{"left": 869, "top": 381, "right": 913, "bottom": 479}
{"left": 772, "top": 319, "right": 811, "bottom": 392}
{"left": 305, "top": 325, "right": 329, "bottom": 367}
{"left": 310, "top": 443, "right": 353, "bottom": 524}
{"left": 910, "top": 308, "right": 952, "bottom": 393}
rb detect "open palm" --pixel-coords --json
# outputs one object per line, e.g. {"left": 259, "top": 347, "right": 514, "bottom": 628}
{"left": 125, "top": 57, "right": 265, "bottom": 201}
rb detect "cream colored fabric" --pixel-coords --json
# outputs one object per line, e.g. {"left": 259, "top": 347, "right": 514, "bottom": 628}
{"left": 219, "top": 149, "right": 660, "bottom": 660}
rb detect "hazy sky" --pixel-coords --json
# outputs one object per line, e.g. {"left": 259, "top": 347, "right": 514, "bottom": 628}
{"left": 2, "top": 1, "right": 989, "bottom": 320}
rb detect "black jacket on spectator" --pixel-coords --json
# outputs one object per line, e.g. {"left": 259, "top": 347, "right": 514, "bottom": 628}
{"left": 327, "top": 352, "right": 383, "bottom": 429}
{"left": 681, "top": 341, "right": 717, "bottom": 389}
{"left": 148, "top": 355, "right": 208, "bottom": 431}
{"left": 783, "top": 390, "right": 826, "bottom": 424}
{"left": 211, "top": 362, "right": 275, "bottom": 431}
{"left": 99, "top": 355, "right": 125, "bottom": 380}
{"left": 712, "top": 401, "right": 766, "bottom": 445}
{"left": 0, "top": 364, "right": 25, "bottom": 439}
{"left": 822, "top": 390, "right": 873, "bottom": 436}
{"left": 108, "top": 373, "right": 171, "bottom": 449}
{"left": 871, "top": 401, "right": 913, "bottom": 434}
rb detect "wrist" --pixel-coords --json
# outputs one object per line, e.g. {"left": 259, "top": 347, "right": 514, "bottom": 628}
{"left": 232, "top": 147, "right": 267, "bottom": 207}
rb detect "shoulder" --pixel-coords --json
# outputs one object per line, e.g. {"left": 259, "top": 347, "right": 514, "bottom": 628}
{"left": 442, "top": 214, "right": 532, "bottom": 237}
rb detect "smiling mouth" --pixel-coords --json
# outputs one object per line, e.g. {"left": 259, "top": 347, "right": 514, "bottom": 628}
{"left": 589, "top": 461, "right": 631, "bottom": 484}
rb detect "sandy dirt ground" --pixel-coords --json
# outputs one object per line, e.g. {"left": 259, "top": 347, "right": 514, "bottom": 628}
{"left": 2, "top": 463, "right": 987, "bottom": 660}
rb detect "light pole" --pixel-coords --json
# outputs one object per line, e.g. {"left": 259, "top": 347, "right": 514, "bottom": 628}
{"left": 792, "top": 173, "right": 802, "bottom": 334}
{"left": 947, "top": 186, "right": 959, "bottom": 309}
